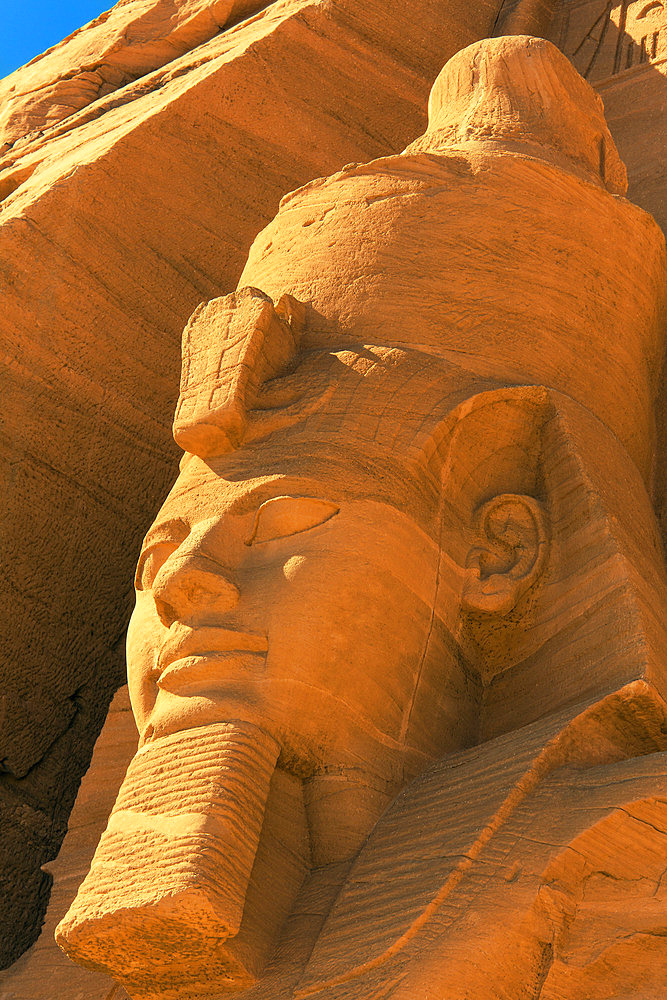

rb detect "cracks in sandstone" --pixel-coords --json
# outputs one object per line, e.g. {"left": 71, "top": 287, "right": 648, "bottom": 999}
{"left": 0, "top": 0, "right": 281, "bottom": 209}
{"left": 0, "top": 0, "right": 276, "bottom": 159}
{"left": 615, "top": 802, "right": 667, "bottom": 837}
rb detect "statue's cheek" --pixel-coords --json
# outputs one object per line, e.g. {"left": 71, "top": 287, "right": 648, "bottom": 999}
{"left": 282, "top": 554, "right": 308, "bottom": 582}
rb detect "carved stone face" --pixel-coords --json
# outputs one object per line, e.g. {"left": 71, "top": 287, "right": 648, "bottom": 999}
{"left": 127, "top": 453, "right": 473, "bottom": 782}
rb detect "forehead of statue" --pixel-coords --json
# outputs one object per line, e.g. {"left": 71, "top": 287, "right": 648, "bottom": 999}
{"left": 163, "top": 447, "right": 441, "bottom": 538}
{"left": 164, "top": 346, "right": 503, "bottom": 538}
{"left": 288, "top": 346, "right": 494, "bottom": 437}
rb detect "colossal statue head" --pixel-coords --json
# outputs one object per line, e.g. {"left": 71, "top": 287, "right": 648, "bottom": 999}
{"left": 57, "top": 35, "right": 667, "bottom": 1000}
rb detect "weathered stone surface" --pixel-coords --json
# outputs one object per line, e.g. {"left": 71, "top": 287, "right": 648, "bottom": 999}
{"left": 494, "top": 0, "right": 563, "bottom": 36}
{"left": 0, "top": 0, "right": 512, "bottom": 964}
{"left": 0, "top": 687, "right": 135, "bottom": 1000}
{"left": 296, "top": 692, "right": 667, "bottom": 1000}
{"left": 3, "top": 0, "right": 667, "bottom": 989}
{"left": 545, "top": 0, "right": 667, "bottom": 562}
{"left": 56, "top": 35, "right": 667, "bottom": 999}
{"left": 0, "top": 0, "right": 265, "bottom": 153}
{"left": 549, "top": 0, "right": 667, "bottom": 84}
{"left": 240, "top": 36, "right": 663, "bottom": 483}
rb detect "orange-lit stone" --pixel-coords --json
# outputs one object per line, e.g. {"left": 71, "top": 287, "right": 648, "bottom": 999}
{"left": 53, "top": 34, "right": 667, "bottom": 1000}
{"left": 0, "top": 0, "right": 516, "bottom": 969}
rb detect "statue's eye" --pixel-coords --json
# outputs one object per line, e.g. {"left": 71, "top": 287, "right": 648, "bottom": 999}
{"left": 246, "top": 496, "right": 339, "bottom": 545}
{"left": 135, "top": 541, "right": 180, "bottom": 591}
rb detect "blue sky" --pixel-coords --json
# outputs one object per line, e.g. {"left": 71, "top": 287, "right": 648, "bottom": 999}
{"left": 0, "top": 1, "right": 108, "bottom": 79}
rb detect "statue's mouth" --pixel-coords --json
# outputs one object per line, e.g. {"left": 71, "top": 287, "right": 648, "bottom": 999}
{"left": 157, "top": 651, "right": 269, "bottom": 693}
{"left": 156, "top": 623, "right": 269, "bottom": 687}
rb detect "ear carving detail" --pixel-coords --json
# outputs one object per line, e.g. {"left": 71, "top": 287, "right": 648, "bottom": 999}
{"left": 462, "top": 494, "right": 548, "bottom": 614}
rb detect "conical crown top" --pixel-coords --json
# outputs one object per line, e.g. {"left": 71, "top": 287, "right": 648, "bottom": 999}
{"left": 417, "top": 35, "right": 627, "bottom": 194}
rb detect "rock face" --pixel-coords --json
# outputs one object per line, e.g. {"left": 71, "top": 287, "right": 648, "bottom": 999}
{"left": 0, "top": 0, "right": 512, "bottom": 966}
{"left": 544, "top": 0, "right": 667, "bottom": 537}
{"left": 0, "top": 0, "right": 266, "bottom": 152}
{"left": 54, "top": 35, "right": 667, "bottom": 1000}
{"left": 0, "top": 687, "right": 136, "bottom": 1000}
{"left": 1, "top": 0, "right": 666, "bottom": 990}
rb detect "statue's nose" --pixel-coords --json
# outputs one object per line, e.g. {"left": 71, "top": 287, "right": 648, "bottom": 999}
{"left": 151, "top": 552, "right": 240, "bottom": 627}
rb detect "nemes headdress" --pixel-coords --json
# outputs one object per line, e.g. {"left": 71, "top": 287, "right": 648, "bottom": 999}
{"left": 228, "top": 34, "right": 665, "bottom": 485}
{"left": 170, "top": 30, "right": 667, "bottom": 742}
{"left": 58, "top": 37, "right": 667, "bottom": 1000}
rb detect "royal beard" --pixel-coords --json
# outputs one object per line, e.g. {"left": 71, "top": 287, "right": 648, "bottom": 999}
{"left": 56, "top": 721, "right": 309, "bottom": 1000}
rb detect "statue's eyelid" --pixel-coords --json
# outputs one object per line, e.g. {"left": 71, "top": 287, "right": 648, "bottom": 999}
{"left": 138, "top": 519, "right": 189, "bottom": 558}
{"left": 245, "top": 496, "right": 339, "bottom": 545}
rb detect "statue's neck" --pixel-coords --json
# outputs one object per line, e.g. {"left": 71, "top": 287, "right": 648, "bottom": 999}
{"left": 303, "top": 769, "right": 397, "bottom": 866}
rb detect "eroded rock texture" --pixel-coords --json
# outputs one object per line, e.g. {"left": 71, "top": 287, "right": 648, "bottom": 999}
{"left": 543, "top": 0, "right": 667, "bottom": 537}
{"left": 0, "top": 0, "right": 265, "bottom": 151}
{"left": 0, "top": 687, "right": 136, "bottom": 1000}
{"left": 0, "top": 0, "right": 512, "bottom": 965}
{"left": 1, "top": 0, "right": 666, "bottom": 989}
{"left": 50, "top": 34, "right": 667, "bottom": 1000}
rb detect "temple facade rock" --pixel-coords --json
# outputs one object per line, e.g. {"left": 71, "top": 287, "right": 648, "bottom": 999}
{"left": 0, "top": 4, "right": 666, "bottom": 999}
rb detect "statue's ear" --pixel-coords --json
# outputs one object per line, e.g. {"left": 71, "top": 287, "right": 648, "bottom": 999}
{"left": 462, "top": 494, "right": 549, "bottom": 615}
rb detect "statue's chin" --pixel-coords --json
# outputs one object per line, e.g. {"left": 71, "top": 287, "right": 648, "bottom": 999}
{"left": 134, "top": 687, "right": 272, "bottom": 749}
{"left": 137, "top": 684, "right": 411, "bottom": 789}
{"left": 55, "top": 721, "right": 309, "bottom": 1000}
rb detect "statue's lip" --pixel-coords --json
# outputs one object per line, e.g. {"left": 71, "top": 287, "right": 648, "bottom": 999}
{"left": 157, "top": 625, "right": 268, "bottom": 676}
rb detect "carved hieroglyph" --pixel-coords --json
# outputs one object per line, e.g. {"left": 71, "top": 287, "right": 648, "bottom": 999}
{"left": 551, "top": 0, "right": 667, "bottom": 81}
{"left": 57, "top": 35, "right": 667, "bottom": 1000}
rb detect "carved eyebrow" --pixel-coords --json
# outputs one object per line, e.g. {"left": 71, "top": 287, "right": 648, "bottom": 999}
{"left": 139, "top": 517, "right": 189, "bottom": 554}
{"left": 224, "top": 485, "right": 282, "bottom": 517}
